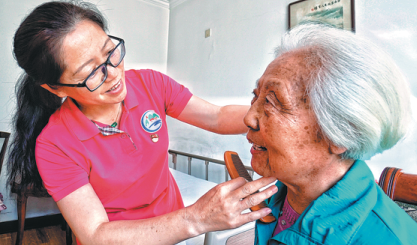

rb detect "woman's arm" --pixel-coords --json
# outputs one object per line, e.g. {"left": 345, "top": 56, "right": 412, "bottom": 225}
{"left": 58, "top": 177, "right": 277, "bottom": 244}
{"left": 176, "top": 95, "right": 249, "bottom": 134}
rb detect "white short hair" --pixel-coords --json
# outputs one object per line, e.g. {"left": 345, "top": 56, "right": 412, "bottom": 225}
{"left": 275, "top": 22, "right": 411, "bottom": 160}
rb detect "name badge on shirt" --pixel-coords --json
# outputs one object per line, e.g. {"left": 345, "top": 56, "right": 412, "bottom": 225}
{"left": 141, "top": 110, "right": 162, "bottom": 134}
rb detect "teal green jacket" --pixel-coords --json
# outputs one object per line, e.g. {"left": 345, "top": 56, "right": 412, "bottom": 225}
{"left": 254, "top": 160, "right": 417, "bottom": 245}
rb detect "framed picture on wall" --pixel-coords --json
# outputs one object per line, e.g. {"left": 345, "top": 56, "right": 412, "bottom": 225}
{"left": 288, "top": 0, "right": 355, "bottom": 31}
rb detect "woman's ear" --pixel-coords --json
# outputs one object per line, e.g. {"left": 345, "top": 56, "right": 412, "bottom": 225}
{"left": 329, "top": 143, "right": 347, "bottom": 155}
{"left": 40, "top": 84, "right": 68, "bottom": 98}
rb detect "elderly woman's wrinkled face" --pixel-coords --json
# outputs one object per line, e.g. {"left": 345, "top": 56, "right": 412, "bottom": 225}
{"left": 244, "top": 52, "right": 333, "bottom": 185}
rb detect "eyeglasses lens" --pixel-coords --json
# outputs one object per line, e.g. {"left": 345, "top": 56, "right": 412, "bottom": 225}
{"left": 86, "top": 39, "right": 125, "bottom": 91}
{"left": 109, "top": 44, "right": 123, "bottom": 66}
{"left": 86, "top": 65, "right": 106, "bottom": 91}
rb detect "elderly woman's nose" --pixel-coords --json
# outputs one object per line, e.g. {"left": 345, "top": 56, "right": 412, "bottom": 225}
{"left": 244, "top": 105, "right": 260, "bottom": 131}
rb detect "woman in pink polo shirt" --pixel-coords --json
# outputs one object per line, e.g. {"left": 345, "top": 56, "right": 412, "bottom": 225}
{"left": 7, "top": 1, "right": 277, "bottom": 244}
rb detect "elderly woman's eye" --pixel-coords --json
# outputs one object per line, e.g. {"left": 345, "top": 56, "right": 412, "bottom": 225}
{"left": 251, "top": 92, "right": 258, "bottom": 105}
{"left": 265, "top": 94, "right": 276, "bottom": 107}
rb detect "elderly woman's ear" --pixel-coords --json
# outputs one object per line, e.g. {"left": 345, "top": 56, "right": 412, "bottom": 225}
{"left": 329, "top": 143, "right": 347, "bottom": 155}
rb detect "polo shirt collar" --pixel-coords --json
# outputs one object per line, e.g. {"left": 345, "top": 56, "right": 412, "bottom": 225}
{"left": 61, "top": 98, "right": 100, "bottom": 141}
{"left": 124, "top": 75, "right": 139, "bottom": 110}
{"left": 60, "top": 75, "right": 138, "bottom": 141}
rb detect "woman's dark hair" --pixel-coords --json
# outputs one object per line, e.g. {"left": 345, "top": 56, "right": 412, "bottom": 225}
{"left": 7, "top": 1, "right": 107, "bottom": 193}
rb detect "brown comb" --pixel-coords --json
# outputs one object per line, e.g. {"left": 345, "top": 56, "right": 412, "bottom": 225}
{"left": 224, "top": 151, "right": 276, "bottom": 224}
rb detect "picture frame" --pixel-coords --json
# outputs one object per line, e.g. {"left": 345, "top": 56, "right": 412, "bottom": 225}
{"left": 288, "top": 0, "right": 355, "bottom": 32}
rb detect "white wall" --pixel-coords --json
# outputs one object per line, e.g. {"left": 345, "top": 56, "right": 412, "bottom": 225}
{"left": 166, "top": 0, "right": 417, "bottom": 183}
{"left": 0, "top": 0, "right": 169, "bottom": 222}
{"left": 355, "top": 0, "right": 417, "bottom": 177}
{"left": 166, "top": 0, "right": 287, "bottom": 183}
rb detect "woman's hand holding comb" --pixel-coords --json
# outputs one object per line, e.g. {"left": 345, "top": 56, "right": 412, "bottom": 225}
{"left": 184, "top": 176, "right": 277, "bottom": 236}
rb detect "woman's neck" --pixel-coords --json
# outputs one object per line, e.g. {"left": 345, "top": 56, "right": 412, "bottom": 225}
{"left": 285, "top": 158, "right": 354, "bottom": 214}
{"left": 76, "top": 100, "right": 123, "bottom": 126}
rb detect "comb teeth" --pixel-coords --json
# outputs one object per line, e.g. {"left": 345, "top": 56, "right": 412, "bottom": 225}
{"left": 224, "top": 151, "right": 277, "bottom": 224}
{"left": 231, "top": 154, "right": 253, "bottom": 182}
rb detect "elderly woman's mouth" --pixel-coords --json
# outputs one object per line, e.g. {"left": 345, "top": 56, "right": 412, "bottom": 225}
{"left": 252, "top": 143, "right": 267, "bottom": 151}
{"left": 247, "top": 137, "right": 267, "bottom": 152}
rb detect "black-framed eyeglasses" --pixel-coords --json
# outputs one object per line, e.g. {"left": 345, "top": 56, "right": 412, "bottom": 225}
{"left": 57, "top": 35, "right": 126, "bottom": 92}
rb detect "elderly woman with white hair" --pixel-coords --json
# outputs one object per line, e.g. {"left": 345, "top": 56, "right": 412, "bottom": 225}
{"left": 245, "top": 22, "right": 417, "bottom": 245}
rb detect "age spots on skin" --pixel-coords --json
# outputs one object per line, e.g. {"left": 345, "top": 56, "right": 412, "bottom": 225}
{"left": 265, "top": 81, "right": 284, "bottom": 90}
{"left": 306, "top": 166, "right": 320, "bottom": 178}
{"left": 273, "top": 65, "right": 294, "bottom": 78}
{"left": 266, "top": 158, "right": 272, "bottom": 172}
{"left": 300, "top": 97, "right": 307, "bottom": 104}
{"left": 300, "top": 95, "right": 311, "bottom": 110}
{"left": 264, "top": 126, "right": 270, "bottom": 136}
{"left": 314, "top": 130, "right": 324, "bottom": 143}
{"left": 304, "top": 127, "right": 310, "bottom": 135}
{"left": 298, "top": 139, "right": 310, "bottom": 149}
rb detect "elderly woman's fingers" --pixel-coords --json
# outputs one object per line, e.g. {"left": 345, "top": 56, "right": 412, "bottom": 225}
{"left": 235, "top": 176, "right": 277, "bottom": 199}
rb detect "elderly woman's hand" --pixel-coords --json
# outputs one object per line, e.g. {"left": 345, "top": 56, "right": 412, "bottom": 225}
{"left": 185, "top": 176, "right": 277, "bottom": 235}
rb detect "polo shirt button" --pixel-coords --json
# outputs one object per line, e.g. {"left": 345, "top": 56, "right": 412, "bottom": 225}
{"left": 121, "top": 134, "right": 126, "bottom": 138}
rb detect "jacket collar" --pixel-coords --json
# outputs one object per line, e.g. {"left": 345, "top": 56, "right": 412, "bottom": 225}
{"left": 257, "top": 160, "right": 378, "bottom": 245}
{"left": 255, "top": 182, "right": 286, "bottom": 245}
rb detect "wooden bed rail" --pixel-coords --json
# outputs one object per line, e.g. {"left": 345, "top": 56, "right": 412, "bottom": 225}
{"left": 379, "top": 167, "right": 417, "bottom": 205}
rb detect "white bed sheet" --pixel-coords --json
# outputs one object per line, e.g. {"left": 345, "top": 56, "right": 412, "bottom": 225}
{"left": 170, "top": 168, "right": 218, "bottom": 207}
{"left": 170, "top": 168, "right": 255, "bottom": 245}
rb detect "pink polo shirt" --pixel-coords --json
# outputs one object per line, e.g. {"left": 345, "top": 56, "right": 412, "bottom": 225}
{"left": 36, "top": 69, "right": 192, "bottom": 221}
